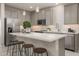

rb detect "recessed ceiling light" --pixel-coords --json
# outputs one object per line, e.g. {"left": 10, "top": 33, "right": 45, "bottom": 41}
{"left": 30, "top": 6, "right": 33, "bottom": 9}
{"left": 56, "top": 3, "right": 59, "bottom": 5}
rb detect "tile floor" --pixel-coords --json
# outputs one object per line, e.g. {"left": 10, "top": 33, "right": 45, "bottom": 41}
{"left": 0, "top": 47, "right": 79, "bottom": 56}
{"left": 65, "top": 50, "right": 79, "bottom": 56}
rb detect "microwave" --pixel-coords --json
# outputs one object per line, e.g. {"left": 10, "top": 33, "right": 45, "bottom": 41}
{"left": 37, "top": 19, "right": 46, "bottom": 25}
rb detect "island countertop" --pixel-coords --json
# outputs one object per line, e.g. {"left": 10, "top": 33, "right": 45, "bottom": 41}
{"left": 9, "top": 32, "right": 66, "bottom": 42}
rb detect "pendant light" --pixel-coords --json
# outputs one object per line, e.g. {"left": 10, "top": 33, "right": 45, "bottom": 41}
{"left": 36, "top": 7, "right": 39, "bottom": 13}
{"left": 23, "top": 10, "right": 26, "bottom": 16}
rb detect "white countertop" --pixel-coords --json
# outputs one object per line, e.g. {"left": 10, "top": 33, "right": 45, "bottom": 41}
{"left": 9, "top": 32, "right": 66, "bottom": 42}
{"left": 44, "top": 31, "right": 79, "bottom": 35}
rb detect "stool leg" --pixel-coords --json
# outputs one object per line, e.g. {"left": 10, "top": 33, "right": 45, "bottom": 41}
{"left": 23, "top": 47, "right": 25, "bottom": 56}
{"left": 27, "top": 48, "right": 29, "bottom": 56}
{"left": 10, "top": 46, "right": 12, "bottom": 56}
{"left": 37, "top": 53, "right": 39, "bottom": 56}
{"left": 16, "top": 45, "right": 18, "bottom": 55}
{"left": 29, "top": 48, "right": 31, "bottom": 56}
{"left": 21, "top": 46, "right": 24, "bottom": 56}
{"left": 19, "top": 44, "right": 22, "bottom": 56}
{"left": 35, "top": 53, "right": 36, "bottom": 56}
{"left": 12, "top": 45, "right": 15, "bottom": 56}
{"left": 18, "top": 44, "right": 20, "bottom": 56}
{"left": 24, "top": 48, "right": 27, "bottom": 56}
{"left": 46, "top": 51, "right": 48, "bottom": 56}
{"left": 41, "top": 53, "right": 43, "bottom": 56}
{"left": 7, "top": 46, "right": 10, "bottom": 56}
{"left": 32, "top": 51, "right": 34, "bottom": 56}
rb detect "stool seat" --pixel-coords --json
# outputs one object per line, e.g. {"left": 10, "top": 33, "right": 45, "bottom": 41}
{"left": 7, "top": 41, "right": 24, "bottom": 46}
{"left": 22, "top": 44, "right": 34, "bottom": 56}
{"left": 10, "top": 40, "right": 18, "bottom": 42}
{"left": 16, "top": 41, "right": 24, "bottom": 44}
{"left": 23, "top": 44, "right": 34, "bottom": 48}
{"left": 33, "top": 48, "right": 47, "bottom": 54}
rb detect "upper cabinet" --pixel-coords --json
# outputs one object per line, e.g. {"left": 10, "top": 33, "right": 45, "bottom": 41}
{"left": 77, "top": 4, "right": 79, "bottom": 24}
{"left": 5, "top": 6, "right": 18, "bottom": 18}
{"left": 5, "top": 5, "right": 31, "bottom": 26}
{"left": 5, "top": 6, "right": 11, "bottom": 18}
{"left": 45, "top": 8, "right": 52, "bottom": 25}
{"left": 64, "top": 4, "right": 78, "bottom": 24}
{"left": 38, "top": 9, "right": 45, "bottom": 19}
{"left": 31, "top": 12, "right": 39, "bottom": 25}
{"left": 31, "top": 7, "right": 53, "bottom": 25}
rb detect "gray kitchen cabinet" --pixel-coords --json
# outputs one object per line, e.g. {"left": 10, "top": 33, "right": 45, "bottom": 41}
{"left": 25, "top": 12, "right": 31, "bottom": 21}
{"left": 52, "top": 7, "right": 57, "bottom": 25}
{"left": 31, "top": 9, "right": 46, "bottom": 25}
{"left": 64, "top": 4, "right": 78, "bottom": 24}
{"left": 31, "top": 7, "right": 53, "bottom": 25}
{"left": 5, "top": 6, "right": 18, "bottom": 18}
{"left": 34, "top": 13, "right": 39, "bottom": 25}
{"left": 45, "top": 8, "right": 52, "bottom": 25}
{"left": 37, "top": 9, "right": 45, "bottom": 20}
{"left": 11, "top": 8, "right": 18, "bottom": 18}
{"left": 77, "top": 5, "right": 79, "bottom": 24}
{"left": 41, "top": 10, "right": 46, "bottom": 19}
{"left": 5, "top": 6, "right": 11, "bottom": 18}
{"left": 65, "top": 34, "right": 75, "bottom": 50}
{"left": 38, "top": 11, "right": 42, "bottom": 19}
{"left": 31, "top": 12, "right": 39, "bottom": 25}
{"left": 17, "top": 10, "right": 23, "bottom": 23}
{"left": 50, "top": 8, "right": 53, "bottom": 25}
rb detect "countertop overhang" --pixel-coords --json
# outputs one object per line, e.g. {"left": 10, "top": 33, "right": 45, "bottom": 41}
{"left": 9, "top": 32, "right": 67, "bottom": 42}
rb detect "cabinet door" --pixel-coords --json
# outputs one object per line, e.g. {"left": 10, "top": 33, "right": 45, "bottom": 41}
{"left": 31, "top": 12, "right": 39, "bottom": 25}
{"left": 45, "top": 8, "right": 51, "bottom": 25}
{"left": 65, "top": 34, "right": 75, "bottom": 50}
{"left": 5, "top": 7, "right": 11, "bottom": 18}
{"left": 64, "top": 6, "right": 71, "bottom": 24}
{"left": 38, "top": 10, "right": 45, "bottom": 19}
{"left": 25, "top": 12, "right": 31, "bottom": 21}
{"left": 38, "top": 11, "right": 42, "bottom": 19}
{"left": 50, "top": 8, "right": 53, "bottom": 25}
{"left": 11, "top": 8, "right": 18, "bottom": 18}
{"left": 77, "top": 5, "right": 79, "bottom": 24}
{"left": 64, "top": 4, "right": 78, "bottom": 24}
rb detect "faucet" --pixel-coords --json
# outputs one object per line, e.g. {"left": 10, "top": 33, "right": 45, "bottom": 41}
{"left": 56, "top": 23, "right": 60, "bottom": 32}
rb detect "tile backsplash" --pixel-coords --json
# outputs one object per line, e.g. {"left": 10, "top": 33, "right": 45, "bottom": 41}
{"left": 64, "top": 24, "right": 79, "bottom": 32}
{"left": 31, "top": 24, "right": 79, "bottom": 32}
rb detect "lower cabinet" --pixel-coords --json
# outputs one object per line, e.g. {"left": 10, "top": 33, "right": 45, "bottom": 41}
{"left": 65, "top": 34, "right": 75, "bottom": 51}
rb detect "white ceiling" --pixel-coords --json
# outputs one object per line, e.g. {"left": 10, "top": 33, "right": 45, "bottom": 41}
{"left": 6, "top": 3, "right": 56, "bottom": 11}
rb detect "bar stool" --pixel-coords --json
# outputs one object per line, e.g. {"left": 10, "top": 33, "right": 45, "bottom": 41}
{"left": 14, "top": 41, "right": 24, "bottom": 56}
{"left": 7, "top": 41, "right": 24, "bottom": 56}
{"left": 7, "top": 40, "right": 18, "bottom": 56}
{"left": 33, "top": 47, "right": 48, "bottom": 56}
{"left": 22, "top": 44, "right": 34, "bottom": 56}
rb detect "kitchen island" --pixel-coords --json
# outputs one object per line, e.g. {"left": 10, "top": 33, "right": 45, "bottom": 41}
{"left": 43, "top": 31, "right": 79, "bottom": 52}
{"left": 9, "top": 32, "right": 66, "bottom": 56}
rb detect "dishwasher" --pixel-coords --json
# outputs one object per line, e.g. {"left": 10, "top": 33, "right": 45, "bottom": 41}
{"left": 65, "top": 34, "right": 75, "bottom": 51}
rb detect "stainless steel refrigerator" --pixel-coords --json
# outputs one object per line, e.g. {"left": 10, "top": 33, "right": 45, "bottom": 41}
{"left": 4, "top": 18, "right": 14, "bottom": 46}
